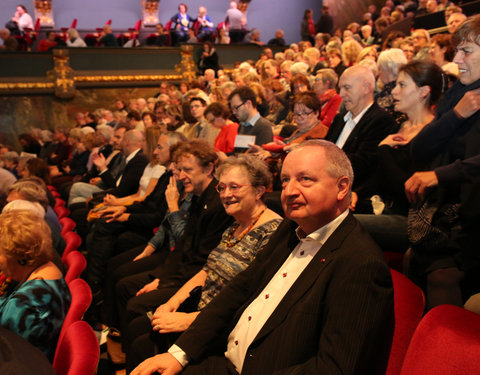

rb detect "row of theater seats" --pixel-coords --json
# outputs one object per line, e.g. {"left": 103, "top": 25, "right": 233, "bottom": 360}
{"left": 48, "top": 185, "right": 100, "bottom": 375}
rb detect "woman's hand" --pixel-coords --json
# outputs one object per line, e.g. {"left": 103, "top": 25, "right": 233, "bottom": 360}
{"left": 378, "top": 133, "right": 408, "bottom": 147}
{"left": 151, "top": 311, "right": 196, "bottom": 333}
{"left": 136, "top": 278, "right": 160, "bottom": 296}
{"left": 133, "top": 244, "right": 155, "bottom": 261}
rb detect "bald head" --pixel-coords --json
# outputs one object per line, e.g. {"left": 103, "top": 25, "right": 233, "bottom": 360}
{"left": 339, "top": 66, "right": 375, "bottom": 117}
{"left": 122, "top": 129, "right": 145, "bottom": 155}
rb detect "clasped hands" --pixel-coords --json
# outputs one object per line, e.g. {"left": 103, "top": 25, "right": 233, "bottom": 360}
{"left": 149, "top": 300, "right": 194, "bottom": 333}
{"left": 97, "top": 205, "right": 129, "bottom": 222}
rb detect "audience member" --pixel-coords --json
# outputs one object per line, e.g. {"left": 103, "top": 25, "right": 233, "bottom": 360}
{"left": 0, "top": 28, "right": 18, "bottom": 51}
{"left": 196, "top": 6, "right": 214, "bottom": 42}
{"left": 376, "top": 48, "right": 408, "bottom": 125}
{"left": 326, "top": 65, "right": 397, "bottom": 212}
{"left": 0, "top": 211, "right": 70, "bottom": 361}
{"left": 37, "top": 31, "right": 57, "bottom": 52}
{"left": 204, "top": 102, "right": 239, "bottom": 154}
{"left": 99, "top": 24, "right": 119, "bottom": 47}
{"left": 228, "top": 86, "right": 274, "bottom": 148}
{"left": 400, "top": 15, "right": 480, "bottom": 311}
{"left": 66, "top": 28, "right": 87, "bottom": 47}
{"left": 169, "top": 3, "right": 193, "bottom": 45}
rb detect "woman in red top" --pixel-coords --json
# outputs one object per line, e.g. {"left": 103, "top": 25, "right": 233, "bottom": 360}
{"left": 204, "top": 102, "right": 238, "bottom": 155}
{"left": 312, "top": 68, "right": 342, "bottom": 127}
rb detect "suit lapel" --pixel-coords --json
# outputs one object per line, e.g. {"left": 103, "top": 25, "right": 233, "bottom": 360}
{"left": 251, "top": 213, "right": 357, "bottom": 344}
{"left": 342, "top": 103, "right": 376, "bottom": 151}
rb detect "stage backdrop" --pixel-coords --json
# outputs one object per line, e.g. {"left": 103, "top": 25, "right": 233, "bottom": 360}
{"left": 1, "top": 0, "right": 328, "bottom": 44}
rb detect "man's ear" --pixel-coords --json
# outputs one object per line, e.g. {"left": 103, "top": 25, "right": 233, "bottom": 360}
{"left": 204, "top": 162, "right": 214, "bottom": 177}
{"left": 337, "top": 176, "right": 351, "bottom": 201}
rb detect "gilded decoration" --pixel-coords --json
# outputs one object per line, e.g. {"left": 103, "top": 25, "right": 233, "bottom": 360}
{"left": 34, "top": 0, "right": 54, "bottom": 27}
{"left": 47, "top": 49, "right": 75, "bottom": 99}
{"left": 175, "top": 45, "right": 197, "bottom": 83}
{"left": 142, "top": 0, "right": 160, "bottom": 26}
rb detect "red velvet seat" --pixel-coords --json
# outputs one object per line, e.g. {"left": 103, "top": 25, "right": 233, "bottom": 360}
{"left": 60, "top": 217, "right": 76, "bottom": 236}
{"left": 56, "top": 205, "right": 71, "bottom": 220}
{"left": 53, "top": 321, "right": 99, "bottom": 375}
{"left": 56, "top": 278, "right": 92, "bottom": 347}
{"left": 62, "top": 231, "right": 82, "bottom": 261}
{"left": 400, "top": 305, "right": 480, "bottom": 374}
{"left": 64, "top": 251, "right": 87, "bottom": 284}
{"left": 386, "top": 269, "right": 425, "bottom": 375}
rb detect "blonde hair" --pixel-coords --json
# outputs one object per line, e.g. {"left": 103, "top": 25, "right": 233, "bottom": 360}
{"left": 0, "top": 211, "right": 53, "bottom": 268}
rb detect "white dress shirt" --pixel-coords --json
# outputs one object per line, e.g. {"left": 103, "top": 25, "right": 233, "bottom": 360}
{"left": 335, "top": 103, "right": 372, "bottom": 149}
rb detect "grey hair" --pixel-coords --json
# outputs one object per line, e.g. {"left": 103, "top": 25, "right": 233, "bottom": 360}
{"left": 216, "top": 154, "right": 272, "bottom": 196}
{"left": 7, "top": 179, "right": 49, "bottom": 210}
{"left": 377, "top": 48, "right": 407, "bottom": 78}
{"left": 289, "top": 139, "right": 354, "bottom": 191}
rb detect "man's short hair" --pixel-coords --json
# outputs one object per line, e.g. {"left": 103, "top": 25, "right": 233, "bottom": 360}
{"left": 228, "top": 86, "right": 257, "bottom": 108}
{"left": 317, "top": 68, "right": 338, "bottom": 88}
{"left": 174, "top": 139, "right": 217, "bottom": 169}
{"left": 189, "top": 96, "right": 207, "bottom": 107}
{"left": 290, "top": 140, "right": 354, "bottom": 193}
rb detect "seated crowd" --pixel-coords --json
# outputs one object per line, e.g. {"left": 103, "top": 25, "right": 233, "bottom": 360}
{"left": 1, "top": 2, "right": 480, "bottom": 374}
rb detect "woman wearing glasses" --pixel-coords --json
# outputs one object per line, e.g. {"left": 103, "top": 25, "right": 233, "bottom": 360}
{"left": 250, "top": 92, "right": 329, "bottom": 160}
{"left": 126, "top": 154, "right": 282, "bottom": 372}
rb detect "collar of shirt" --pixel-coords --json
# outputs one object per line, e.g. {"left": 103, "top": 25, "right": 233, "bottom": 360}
{"left": 125, "top": 148, "right": 140, "bottom": 164}
{"left": 343, "top": 102, "right": 373, "bottom": 125}
{"left": 295, "top": 208, "right": 349, "bottom": 246}
{"left": 242, "top": 112, "right": 260, "bottom": 127}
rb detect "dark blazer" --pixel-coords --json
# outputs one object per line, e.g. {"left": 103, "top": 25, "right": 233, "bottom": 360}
{"left": 176, "top": 214, "right": 394, "bottom": 375}
{"left": 100, "top": 149, "right": 148, "bottom": 198}
{"left": 326, "top": 103, "right": 397, "bottom": 196}
{"left": 152, "top": 178, "right": 234, "bottom": 282}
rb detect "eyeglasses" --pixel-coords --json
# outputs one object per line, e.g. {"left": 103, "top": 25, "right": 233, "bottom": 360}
{"left": 293, "top": 110, "right": 314, "bottom": 118}
{"left": 230, "top": 101, "right": 246, "bottom": 112}
{"left": 215, "top": 183, "right": 252, "bottom": 193}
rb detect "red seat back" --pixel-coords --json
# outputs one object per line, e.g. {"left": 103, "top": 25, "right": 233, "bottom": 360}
{"left": 53, "top": 321, "right": 99, "bottom": 375}
{"left": 64, "top": 251, "right": 87, "bottom": 284}
{"left": 62, "top": 231, "right": 82, "bottom": 261}
{"left": 60, "top": 217, "right": 76, "bottom": 236}
{"left": 386, "top": 269, "right": 425, "bottom": 375}
{"left": 56, "top": 278, "right": 92, "bottom": 347}
{"left": 400, "top": 305, "right": 480, "bottom": 374}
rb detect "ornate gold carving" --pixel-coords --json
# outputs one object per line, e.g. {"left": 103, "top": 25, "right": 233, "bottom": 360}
{"left": 48, "top": 49, "right": 75, "bottom": 99}
{"left": 175, "top": 45, "right": 197, "bottom": 83}
{"left": 74, "top": 74, "right": 182, "bottom": 82}
{"left": 0, "top": 82, "right": 54, "bottom": 90}
{"left": 142, "top": 0, "right": 160, "bottom": 26}
{"left": 34, "top": 0, "right": 54, "bottom": 27}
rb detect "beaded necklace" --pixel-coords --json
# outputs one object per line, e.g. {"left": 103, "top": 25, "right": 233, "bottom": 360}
{"left": 225, "top": 207, "right": 266, "bottom": 248}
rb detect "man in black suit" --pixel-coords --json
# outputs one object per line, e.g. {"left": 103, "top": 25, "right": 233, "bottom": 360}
{"left": 131, "top": 140, "right": 394, "bottom": 375}
{"left": 229, "top": 86, "right": 273, "bottom": 150}
{"left": 85, "top": 129, "right": 148, "bottom": 304}
{"left": 326, "top": 65, "right": 397, "bottom": 211}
